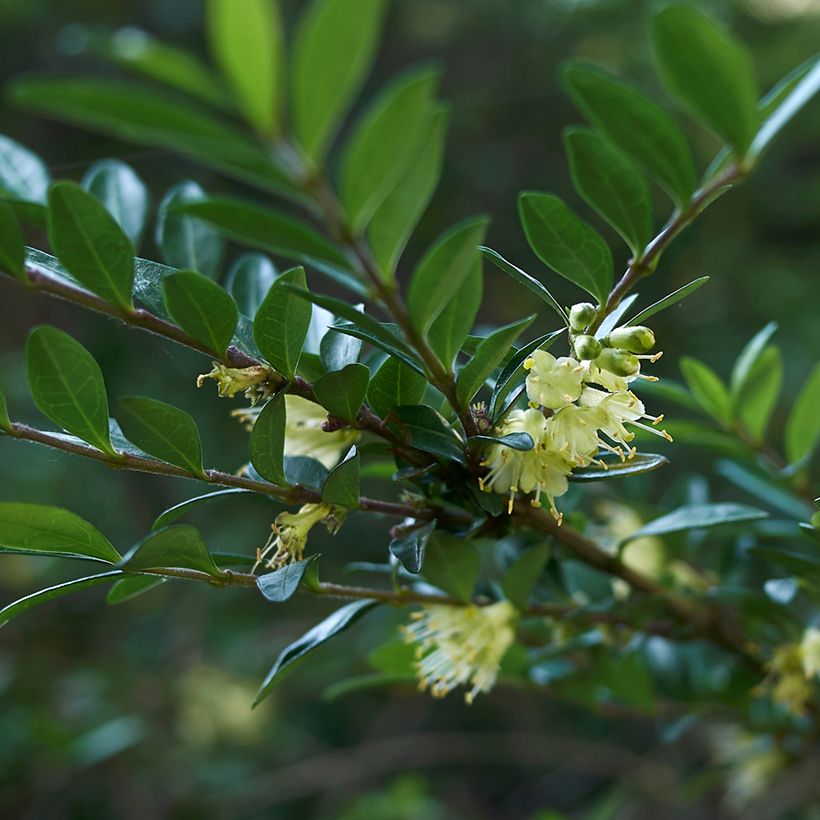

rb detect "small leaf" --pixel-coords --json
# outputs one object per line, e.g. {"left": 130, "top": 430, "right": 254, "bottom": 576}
{"left": 249, "top": 394, "right": 287, "bottom": 486}
{"left": 321, "top": 446, "right": 360, "bottom": 507}
{"left": 501, "top": 543, "right": 549, "bottom": 610}
{"left": 386, "top": 405, "right": 465, "bottom": 463}
{"left": 320, "top": 327, "right": 363, "bottom": 372}
{"left": 619, "top": 503, "right": 768, "bottom": 547}
{"left": 48, "top": 181, "right": 134, "bottom": 311}
{"left": 389, "top": 519, "right": 436, "bottom": 574}
{"left": 519, "top": 192, "right": 612, "bottom": 305}
{"left": 163, "top": 270, "right": 238, "bottom": 358}
{"left": 407, "top": 217, "right": 489, "bottom": 333}
{"left": 735, "top": 346, "right": 782, "bottom": 442}
{"left": 106, "top": 575, "right": 166, "bottom": 605}
{"left": 291, "top": 0, "right": 387, "bottom": 163}
{"left": 225, "top": 253, "right": 278, "bottom": 317}
{"left": 715, "top": 459, "right": 809, "bottom": 521}
{"left": 26, "top": 325, "right": 115, "bottom": 455}
{"left": 117, "top": 396, "right": 205, "bottom": 476}
{"left": 257, "top": 556, "right": 319, "bottom": 603}
{"left": 0, "top": 387, "right": 10, "bottom": 430}
{"left": 680, "top": 357, "right": 733, "bottom": 427}
{"left": 313, "top": 363, "right": 369, "bottom": 423}
{"left": 367, "top": 356, "right": 427, "bottom": 419}
{"left": 121, "top": 525, "right": 223, "bottom": 576}
{"left": 0, "top": 502, "right": 121, "bottom": 563}
{"left": 207, "top": 0, "right": 283, "bottom": 136}
{"left": 0, "top": 199, "right": 25, "bottom": 279}
{"left": 155, "top": 181, "right": 225, "bottom": 278}
{"left": 81, "top": 159, "right": 149, "bottom": 247}
{"left": 284, "top": 456, "right": 329, "bottom": 490}
{"left": 469, "top": 433, "right": 534, "bottom": 452}
{"left": 152, "top": 488, "right": 252, "bottom": 530}
{"left": 255, "top": 599, "right": 378, "bottom": 704}
{"left": 627, "top": 277, "right": 710, "bottom": 326}
{"left": 564, "top": 128, "right": 653, "bottom": 256}
{"left": 569, "top": 452, "right": 668, "bottom": 482}
{"left": 730, "top": 322, "right": 778, "bottom": 406}
{"left": 785, "top": 363, "right": 820, "bottom": 465}
{"left": 421, "top": 533, "right": 480, "bottom": 604}
{"left": 0, "top": 133, "right": 50, "bottom": 203}
{"left": 254, "top": 266, "right": 312, "bottom": 379}
{"left": 651, "top": 5, "right": 758, "bottom": 155}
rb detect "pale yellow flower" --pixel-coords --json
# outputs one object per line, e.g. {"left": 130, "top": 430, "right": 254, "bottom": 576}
{"left": 524, "top": 350, "right": 584, "bottom": 409}
{"left": 284, "top": 395, "right": 360, "bottom": 469}
{"left": 256, "top": 502, "right": 344, "bottom": 571}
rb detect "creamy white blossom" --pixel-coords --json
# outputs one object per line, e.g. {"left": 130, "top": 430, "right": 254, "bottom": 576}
{"left": 255, "top": 502, "right": 344, "bottom": 571}
{"left": 524, "top": 350, "right": 585, "bottom": 409}
{"left": 801, "top": 627, "right": 820, "bottom": 679}
{"left": 283, "top": 395, "right": 360, "bottom": 469}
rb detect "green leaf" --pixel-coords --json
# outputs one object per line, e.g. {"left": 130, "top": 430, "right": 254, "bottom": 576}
{"left": 561, "top": 63, "right": 696, "bottom": 205}
{"left": 650, "top": 5, "right": 758, "bottom": 155}
{"left": 26, "top": 325, "right": 115, "bottom": 455}
{"left": 386, "top": 405, "right": 465, "bottom": 463}
{"left": 564, "top": 128, "right": 653, "bottom": 257}
{"left": 469, "top": 433, "right": 534, "bottom": 452}
{"left": 249, "top": 394, "right": 287, "bottom": 486}
{"left": 0, "top": 502, "right": 121, "bottom": 563}
{"left": 736, "top": 346, "right": 782, "bottom": 442}
{"left": 0, "top": 134, "right": 49, "bottom": 203}
{"left": 152, "top": 488, "right": 252, "bottom": 530}
{"left": 456, "top": 315, "right": 536, "bottom": 405}
{"left": 225, "top": 253, "right": 278, "bottom": 317}
{"left": 47, "top": 181, "right": 134, "bottom": 311}
{"left": 255, "top": 599, "right": 378, "bottom": 704}
{"left": 421, "top": 534, "right": 480, "bottom": 604}
{"left": 407, "top": 217, "right": 489, "bottom": 333}
{"left": 106, "top": 575, "right": 166, "bottom": 605}
{"left": 257, "top": 556, "right": 319, "bottom": 603}
{"left": 0, "top": 571, "right": 123, "bottom": 626}
{"left": 340, "top": 68, "right": 439, "bottom": 233}
{"left": 569, "top": 451, "right": 668, "bottom": 482}
{"left": 785, "top": 363, "right": 820, "bottom": 465}
{"left": 730, "top": 322, "right": 778, "bottom": 406}
{"left": 117, "top": 396, "right": 205, "bottom": 476}
{"left": 319, "top": 328, "right": 362, "bottom": 373}
{"left": 254, "top": 266, "right": 311, "bottom": 379}
{"left": 291, "top": 0, "right": 387, "bottom": 163}
{"left": 163, "top": 270, "right": 238, "bottom": 358}
{"left": 715, "top": 459, "right": 810, "bottom": 521}
{"left": 367, "top": 356, "right": 428, "bottom": 419}
{"left": 207, "top": 0, "right": 283, "bottom": 135}
{"left": 748, "top": 548, "right": 820, "bottom": 580}
{"left": 369, "top": 106, "right": 448, "bottom": 278}
{"left": 518, "top": 192, "right": 612, "bottom": 305}
{"left": 0, "top": 387, "right": 10, "bottom": 431}
{"left": 284, "top": 456, "right": 329, "bottom": 490}
{"left": 619, "top": 503, "right": 768, "bottom": 547}
{"left": 389, "top": 519, "right": 436, "bottom": 574}
{"left": 81, "top": 159, "right": 150, "bottom": 248}
{"left": 680, "top": 357, "right": 733, "bottom": 427}
{"left": 502, "top": 543, "right": 549, "bottom": 610}
{"left": 321, "top": 446, "right": 360, "bottom": 507}
{"left": 121, "top": 525, "right": 223, "bottom": 576}
{"left": 313, "top": 363, "right": 369, "bottom": 423}
{"left": 626, "top": 277, "right": 710, "bottom": 326}
{"left": 0, "top": 199, "right": 25, "bottom": 279}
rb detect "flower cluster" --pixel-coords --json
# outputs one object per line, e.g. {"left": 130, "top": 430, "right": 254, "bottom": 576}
{"left": 403, "top": 601, "right": 518, "bottom": 703}
{"left": 767, "top": 627, "right": 820, "bottom": 715}
{"left": 481, "top": 305, "right": 669, "bottom": 520}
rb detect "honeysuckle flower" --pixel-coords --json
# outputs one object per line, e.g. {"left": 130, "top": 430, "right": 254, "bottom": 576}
{"left": 768, "top": 643, "right": 813, "bottom": 715}
{"left": 283, "top": 395, "right": 361, "bottom": 469}
{"left": 403, "top": 601, "right": 518, "bottom": 703}
{"left": 197, "top": 362, "right": 272, "bottom": 402}
{"left": 801, "top": 627, "right": 820, "bottom": 678}
{"left": 580, "top": 387, "right": 670, "bottom": 455}
{"left": 581, "top": 361, "right": 630, "bottom": 393}
{"left": 524, "top": 350, "right": 585, "bottom": 409}
{"left": 544, "top": 403, "right": 603, "bottom": 466}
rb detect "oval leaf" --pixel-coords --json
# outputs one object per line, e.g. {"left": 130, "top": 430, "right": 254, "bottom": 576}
{"left": 313, "top": 363, "right": 369, "bottom": 423}
{"left": 257, "top": 556, "right": 320, "bottom": 603}
{"left": 321, "top": 446, "right": 360, "bottom": 508}
{"left": 0, "top": 134, "right": 50, "bottom": 203}
{"left": 249, "top": 394, "right": 287, "bottom": 486}
{"left": 421, "top": 533, "right": 480, "bottom": 604}
{"left": 226, "top": 253, "right": 278, "bottom": 317}
{"left": 569, "top": 451, "right": 668, "bottom": 482}
{"left": 121, "top": 524, "right": 222, "bottom": 577}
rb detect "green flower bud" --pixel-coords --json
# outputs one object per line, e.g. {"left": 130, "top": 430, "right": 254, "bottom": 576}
{"left": 596, "top": 347, "right": 640, "bottom": 377}
{"left": 569, "top": 302, "right": 596, "bottom": 332}
{"left": 606, "top": 325, "right": 656, "bottom": 353}
{"left": 573, "top": 334, "right": 602, "bottom": 360}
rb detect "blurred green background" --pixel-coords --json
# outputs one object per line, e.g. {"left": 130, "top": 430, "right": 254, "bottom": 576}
{"left": 1, "top": 0, "right": 818, "bottom": 817}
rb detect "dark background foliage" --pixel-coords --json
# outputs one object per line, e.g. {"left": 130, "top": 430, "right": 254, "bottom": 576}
{"left": 0, "top": 1, "right": 818, "bottom": 817}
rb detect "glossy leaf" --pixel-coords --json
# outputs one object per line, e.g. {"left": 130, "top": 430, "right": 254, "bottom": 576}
{"left": 257, "top": 556, "right": 319, "bottom": 603}
{"left": 313, "top": 363, "right": 369, "bottom": 423}
{"left": 502, "top": 543, "right": 549, "bottom": 610}
{"left": 284, "top": 456, "right": 329, "bottom": 490}
{"left": 48, "top": 181, "right": 134, "bottom": 311}
{"left": 519, "top": 192, "right": 612, "bottom": 305}
{"left": 152, "top": 488, "right": 252, "bottom": 530}
{"left": 121, "top": 525, "right": 223, "bottom": 577}
{"left": 386, "top": 405, "right": 465, "bottom": 463}
{"left": 320, "top": 327, "right": 363, "bottom": 372}
{"left": 736, "top": 346, "right": 782, "bottom": 442}
{"left": 730, "top": 322, "right": 778, "bottom": 406}
{"left": 321, "top": 446, "right": 360, "bottom": 507}
{"left": 680, "top": 357, "right": 733, "bottom": 427}
{"left": 225, "top": 253, "right": 278, "bottom": 317}
{"left": 0, "top": 134, "right": 49, "bottom": 203}
{"left": 469, "top": 433, "right": 534, "bottom": 452}
{"left": 627, "top": 277, "right": 710, "bottom": 326}
{"left": 785, "top": 363, "right": 820, "bottom": 465}
{"left": 421, "top": 534, "right": 480, "bottom": 604}
{"left": 389, "top": 519, "right": 436, "bottom": 574}
{"left": 367, "top": 357, "right": 428, "bottom": 419}
{"left": 249, "top": 394, "right": 287, "bottom": 486}
{"left": 81, "top": 159, "right": 149, "bottom": 247}
{"left": 106, "top": 575, "right": 166, "bottom": 605}
{"left": 26, "top": 325, "right": 115, "bottom": 455}
{"left": 0, "top": 200, "right": 25, "bottom": 279}
{"left": 569, "top": 452, "right": 668, "bottom": 482}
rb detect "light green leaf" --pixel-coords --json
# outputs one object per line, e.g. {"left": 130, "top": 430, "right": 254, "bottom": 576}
{"left": 627, "top": 277, "right": 710, "bottom": 326}
{"left": 389, "top": 519, "right": 436, "bottom": 574}
{"left": 0, "top": 387, "right": 10, "bottom": 430}
{"left": 321, "top": 446, "right": 360, "bottom": 507}
{"left": 0, "top": 200, "right": 25, "bottom": 279}
{"left": 785, "top": 363, "right": 820, "bottom": 465}
{"left": 117, "top": 396, "right": 205, "bottom": 476}
{"left": 226, "top": 253, "right": 278, "bottom": 317}
{"left": 26, "top": 325, "right": 115, "bottom": 455}
{"left": 569, "top": 451, "right": 668, "bottom": 482}
{"left": 106, "top": 575, "right": 166, "bottom": 605}
{"left": 152, "top": 488, "right": 251, "bottom": 530}
{"left": 313, "top": 363, "right": 369, "bottom": 423}
{"left": 291, "top": 0, "right": 387, "bottom": 163}
{"left": 367, "top": 356, "right": 427, "bottom": 419}
{"left": 502, "top": 543, "right": 549, "bottom": 610}
{"left": 163, "top": 270, "right": 238, "bottom": 358}
{"left": 48, "top": 181, "right": 134, "bottom": 311}
{"left": 0, "top": 502, "right": 120, "bottom": 563}
{"left": 736, "top": 347, "right": 782, "bottom": 443}
{"left": 730, "top": 322, "right": 778, "bottom": 406}
{"left": 518, "top": 192, "right": 612, "bottom": 305}
{"left": 207, "top": 0, "right": 283, "bottom": 135}
{"left": 249, "top": 394, "right": 287, "bottom": 486}
{"left": 564, "top": 128, "right": 653, "bottom": 257}
{"left": 421, "top": 534, "right": 480, "bottom": 604}
{"left": 0, "top": 134, "right": 50, "bottom": 203}
{"left": 81, "top": 159, "right": 150, "bottom": 248}
{"left": 680, "top": 357, "right": 733, "bottom": 427}
{"left": 650, "top": 5, "right": 758, "bottom": 155}
{"left": 257, "top": 556, "right": 320, "bottom": 603}
{"left": 121, "top": 525, "right": 223, "bottom": 577}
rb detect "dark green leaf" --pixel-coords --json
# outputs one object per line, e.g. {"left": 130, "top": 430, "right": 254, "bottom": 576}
{"left": 736, "top": 346, "right": 782, "bottom": 442}
{"left": 0, "top": 502, "right": 120, "bottom": 563}
{"left": 367, "top": 356, "right": 427, "bottom": 419}
{"left": 785, "top": 363, "right": 820, "bottom": 465}
{"left": 407, "top": 217, "right": 489, "bottom": 333}
{"left": 0, "top": 388, "right": 10, "bottom": 431}
{"left": 255, "top": 599, "right": 378, "bottom": 704}
{"left": 730, "top": 321, "right": 778, "bottom": 406}
{"left": 715, "top": 459, "right": 810, "bottom": 521}
{"left": 117, "top": 396, "right": 205, "bottom": 476}
{"left": 26, "top": 325, "right": 115, "bottom": 455}
{"left": 469, "top": 433, "right": 534, "bottom": 452}
{"left": 152, "top": 488, "right": 252, "bottom": 530}
{"left": 284, "top": 456, "right": 329, "bottom": 490}
{"left": 163, "top": 270, "right": 238, "bottom": 358}
{"left": 106, "top": 575, "right": 166, "bottom": 605}
{"left": 48, "top": 181, "right": 134, "bottom": 311}
{"left": 313, "top": 363, "right": 369, "bottom": 423}
{"left": 651, "top": 5, "right": 758, "bottom": 154}
{"left": 0, "top": 134, "right": 50, "bottom": 203}
{"left": 569, "top": 451, "right": 668, "bottom": 482}
{"left": 249, "top": 394, "right": 287, "bottom": 486}
{"left": 257, "top": 556, "right": 319, "bottom": 603}
{"left": 225, "top": 253, "right": 278, "bottom": 317}
{"left": 389, "top": 519, "right": 436, "bottom": 574}
{"left": 81, "top": 159, "right": 149, "bottom": 248}
{"left": 291, "top": 0, "right": 387, "bottom": 163}
{"left": 121, "top": 524, "right": 222, "bottom": 576}
{"left": 518, "top": 192, "right": 612, "bottom": 305}
{"left": 421, "top": 533, "right": 480, "bottom": 603}
{"left": 502, "top": 543, "right": 549, "bottom": 610}
{"left": 680, "top": 357, "right": 733, "bottom": 427}
{"left": 386, "top": 405, "right": 465, "bottom": 463}
{"left": 748, "top": 548, "right": 820, "bottom": 580}
{"left": 320, "top": 328, "right": 363, "bottom": 372}
{"left": 321, "top": 446, "right": 360, "bottom": 507}
{"left": 627, "top": 277, "right": 710, "bottom": 326}
{"left": 564, "top": 128, "right": 652, "bottom": 256}
{"left": 331, "top": 321, "right": 424, "bottom": 375}
{"left": 0, "top": 200, "right": 25, "bottom": 279}
{"left": 254, "top": 266, "right": 312, "bottom": 378}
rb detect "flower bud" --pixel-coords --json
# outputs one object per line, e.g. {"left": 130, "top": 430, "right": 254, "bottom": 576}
{"left": 573, "top": 334, "right": 602, "bottom": 361}
{"left": 596, "top": 347, "right": 640, "bottom": 377}
{"left": 569, "top": 302, "right": 596, "bottom": 332}
{"left": 606, "top": 325, "right": 656, "bottom": 353}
